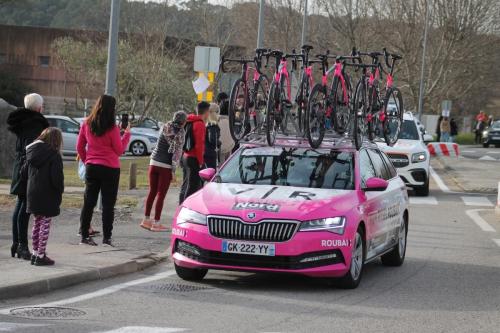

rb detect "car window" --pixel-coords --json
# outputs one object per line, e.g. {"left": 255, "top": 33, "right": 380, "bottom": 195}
{"left": 47, "top": 118, "right": 57, "bottom": 127}
{"left": 367, "top": 149, "right": 391, "bottom": 180}
{"left": 58, "top": 119, "right": 80, "bottom": 134}
{"left": 137, "top": 119, "right": 157, "bottom": 129}
{"left": 360, "top": 150, "right": 376, "bottom": 187}
{"left": 218, "top": 147, "right": 355, "bottom": 190}
{"left": 398, "top": 120, "right": 419, "bottom": 140}
{"left": 379, "top": 151, "right": 397, "bottom": 178}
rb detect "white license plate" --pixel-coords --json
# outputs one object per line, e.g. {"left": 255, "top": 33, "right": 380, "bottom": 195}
{"left": 492, "top": 136, "right": 500, "bottom": 140}
{"left": 222, "top": 240, "right": 275, "bottom": 256}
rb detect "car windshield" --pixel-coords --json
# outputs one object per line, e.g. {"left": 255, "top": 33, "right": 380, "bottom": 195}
{"left": 217, "top": 147, "right": 355, "bottom": 190}
{"left": 491, "top": 121, "right": 500, "bottom": 130}
{"left": 398, "top": 120, "right": 420, "bottom": 140}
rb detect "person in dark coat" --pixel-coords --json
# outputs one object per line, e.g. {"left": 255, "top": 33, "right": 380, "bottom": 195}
{"left": 450, "top": 118, "right": 458, "bottom": 142}
{"left": 204, "top": 103, "right": 221, "bottom": 169}
{"left": 6, "top": 93, "right": 49, "bottom": 260}
{"left": 435, "top": 115, "right": 443, "bottom": 143}
{"left": 23, "top": 127, "right": 64, "bottom": 266}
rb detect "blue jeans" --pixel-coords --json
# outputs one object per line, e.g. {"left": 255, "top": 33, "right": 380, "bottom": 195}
{"left": 440, "top": 132, "right": 450, "bottom": 142}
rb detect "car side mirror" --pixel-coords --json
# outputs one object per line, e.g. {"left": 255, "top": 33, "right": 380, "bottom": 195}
{"left": 423, "top": 133, "right": 433, "bottom": 143}
{"left": 364, "top": 177, "right": 389, "bottom": 191}
{"left": 199, "top": 168, "right": 216, "bottom": 181}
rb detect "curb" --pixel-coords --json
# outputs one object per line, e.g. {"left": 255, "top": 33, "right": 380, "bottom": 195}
{"left": 0, "top": 251, "right": 170, "bottom": 300}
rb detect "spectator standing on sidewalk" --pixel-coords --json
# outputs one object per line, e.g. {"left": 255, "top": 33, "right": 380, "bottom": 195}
{"left": 77, "top": 95, "right": 130, "bottom": 246}
{"left": 435, "top": 115, "right": 443, "bottom": 143}
{"left": 450, "top": 118, "right": 458, "bottom": 142}
{"left": 440, "top": 117, "right": 451, "bottom": 142}
{"left": 141, "top": 111, "right": 187, "bottom": 232}
{"left": 24, "top": 127, "right": 64, "bottom": 266}
{"left": 6, "top": 93, "right": 49, "bottom": 260}
{"left": 217, "top": 93, "right": 234, "bottom": 163}
{"left": 474, "top": 111, "right": 486, "bottom": 144}
{"left": 179, "top": 102, "right": 210, "bottom": 204}
{"left": 204, "top": 103, "right": 221, "bottom": 169}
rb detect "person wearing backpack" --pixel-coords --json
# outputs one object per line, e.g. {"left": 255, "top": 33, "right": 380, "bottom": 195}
{"left": 179, "top": 102, "right": 210, "bottom": 204}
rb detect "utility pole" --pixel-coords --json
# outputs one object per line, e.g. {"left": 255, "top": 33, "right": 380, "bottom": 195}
{"left": 105, "top": 0, "right": 121, "bottom": 96}
{"left": 417, "top": 0, "right": 431, "bottom": 120}
{"left": 257, "top": 0, "right": 265, "bottom": 48}
{"left": 301, "top": 0, "right": 309, "bottom": 46}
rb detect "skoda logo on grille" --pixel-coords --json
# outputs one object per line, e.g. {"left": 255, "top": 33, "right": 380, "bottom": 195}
{"left": 247, "top": 212, "right": 256, "bottom": 219}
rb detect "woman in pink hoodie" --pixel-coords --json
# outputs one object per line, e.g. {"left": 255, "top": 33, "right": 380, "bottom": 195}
{"left": 77, "top": 95, "right": 130, "bottom": 246}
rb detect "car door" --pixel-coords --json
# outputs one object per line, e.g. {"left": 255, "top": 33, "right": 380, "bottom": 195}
{"left": 367, "top": 149, "right": 404, "bottom": 256}
{"left": 57, "top": 119, "right": 79, "bottom": 155}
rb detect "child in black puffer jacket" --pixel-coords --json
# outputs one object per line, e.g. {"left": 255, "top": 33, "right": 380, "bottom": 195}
{"left": 23, "top": 127, "right": 64, "bottom": 266}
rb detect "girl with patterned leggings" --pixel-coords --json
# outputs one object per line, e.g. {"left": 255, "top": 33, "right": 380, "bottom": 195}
{"left": 23, "top": 127, "right": 64, "bottom": 266}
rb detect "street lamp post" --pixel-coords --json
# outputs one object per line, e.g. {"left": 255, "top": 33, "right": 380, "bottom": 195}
{"left": 417, "top": 0, "right": 431, "bottom": 120}
{"left": 257, "top": 0, "right": 265, "bottom": 48}
{"left": 301, "top": 0, "right": 309, "bottom": 46}
{"left": 105, "top": 0, "right": 121, "bottom": 97}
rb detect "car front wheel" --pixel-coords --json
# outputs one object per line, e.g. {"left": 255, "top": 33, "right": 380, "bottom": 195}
{"left": 336, "top": 228, "right": 364, "bottom": 289}
{"left": 174, "top": 263, "right": 208, "bottom": 281}
{"left": 130, "top": 140, "right": 147, "bottom": 156}
{"left": 414, "top": 177, "right": 429, "bottom": 196}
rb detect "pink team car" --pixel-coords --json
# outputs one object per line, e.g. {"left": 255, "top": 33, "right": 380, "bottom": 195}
{"left": 171, "top": 140, "right": 409, "bottom": 288}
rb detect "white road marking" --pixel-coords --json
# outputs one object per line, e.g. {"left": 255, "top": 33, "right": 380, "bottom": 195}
{"left": 92, "top": 327, "right": 187, "bottom": 333}
{"left": 461, "top": 150, "right": 476, "bottom": 153}
{"left": 493, "top": 239, "right": 500, "bottom": 247}
{"left": 429, "top": 166, "right": 450, "bottom": 193}
{"left": 465, "top": 209, "right": 496, "bottom": 232}
{"left": 409, "top": 196, "right": 438, "bottom": 205}
{"left": 461, "top": 196, "right": 494, "bottom": 207}
{"left": 478, "top": 156, "right": 497, "bottom": 161}
{"left": 487, "top": 151, "right": 500, "bottom": 154}
{"left": 0, "top": 323, "right": 47, "bottom": 331}
{"left": 0, "top": 270, "right": 177, "bottom": 315}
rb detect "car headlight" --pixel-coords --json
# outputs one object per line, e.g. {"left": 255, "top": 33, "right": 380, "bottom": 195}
{"left": 148, "top": 137, "right": 158, "bottom": 143}
{"left": 482, "top": 131, "right": 489, "bottom": 138}
{"left": 176, "top": 207, "right": 207, "bottom": 225}
{"left": 411, "top": 152, "right": 427, "bottom": 163}
{"left": 299, "top": 217, "right": 346, "bottom": 234}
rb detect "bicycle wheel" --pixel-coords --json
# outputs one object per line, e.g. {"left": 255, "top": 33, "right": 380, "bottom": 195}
{"left": 266, "top": 81, "right": 280, "bottom": 146}
{"left": 353, "top": 80, "right": 368, "bottom": 150}
{"left": 252, "top": 75, "right": 269, "bottom": 133}
{"left": 297, "top": 77, "right": 310, "bottom": 134}
{"left": 382, "top": 87, "right": 404, "bottom": 146}
{"left": 366, "top": 85, "right": 378, "bottom": 142}
{"left": 305, "top": 84, "right": 327, "bottom": 148}
{"left": 331, "top": 75, "right": 351, "bottom": 134}
{"left": 228, "top": 78, "right": 248, "bottom": 141}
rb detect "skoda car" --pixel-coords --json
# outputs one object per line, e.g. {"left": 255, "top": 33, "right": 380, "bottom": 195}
{"left": 170, "top": 140, "right": 409, "bottom": 289}
{"left": 378, "top": 112, "right": 431, "bottom": 196}
{"left": 482, "top": 120, "right": 500, "bottom": 148}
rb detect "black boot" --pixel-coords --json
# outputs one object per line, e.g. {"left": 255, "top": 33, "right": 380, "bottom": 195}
{"left": 10, "top": 242, "right": 18, "bottom": 258}
{"left": 16, "top": 244, "right": 31, "bottom": 260}
{"left": 31, "top": 254, "right": 36, "bottom": 265}
{"left": 34, "top": 255, "right": 55, "bottom": 266}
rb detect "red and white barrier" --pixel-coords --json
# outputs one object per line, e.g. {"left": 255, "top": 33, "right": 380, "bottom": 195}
{"left": 427, "top": 142, "right": 460, "bottom": 157}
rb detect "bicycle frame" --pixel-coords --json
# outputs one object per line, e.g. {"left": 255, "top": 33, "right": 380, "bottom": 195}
{"left": 274, "top": 59, "right": 292, "bottom": 101}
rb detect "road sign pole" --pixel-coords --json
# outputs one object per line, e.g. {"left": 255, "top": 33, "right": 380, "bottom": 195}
{"left": 417, "top": 0, "right": 431, "bottom": 120}
{"left": 257, "top": 0, "right": 265, "bottom": 48}
{"left": 301, "top": 0, "right": 309, "bottom": 46}
{"left": 105, "top": 0, "right": 121, "bottom": 97}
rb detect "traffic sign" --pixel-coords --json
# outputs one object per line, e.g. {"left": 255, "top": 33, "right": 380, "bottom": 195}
{"left": 194, "top": 46, "right": 220, "bottom": 73}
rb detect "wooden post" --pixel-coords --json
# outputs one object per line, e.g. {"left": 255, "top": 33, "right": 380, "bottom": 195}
{"left": 129, "top": 163, "right": 137, "bottom": 190}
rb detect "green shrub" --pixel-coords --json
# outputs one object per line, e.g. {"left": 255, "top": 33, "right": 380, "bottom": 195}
{"left": 454, "top": 132, "right": 475, "bottom": 145}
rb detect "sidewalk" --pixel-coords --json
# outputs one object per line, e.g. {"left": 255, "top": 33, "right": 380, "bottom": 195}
{"left": 431, "top": 156, "right": 500, "bottom": 194}
{"left": 0, "top": 187, "right": 180, "bottom": 300}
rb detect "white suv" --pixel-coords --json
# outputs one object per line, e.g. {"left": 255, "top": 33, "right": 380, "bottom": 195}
{"left": 377, "top": 112, "right": 430, "bottom": 196}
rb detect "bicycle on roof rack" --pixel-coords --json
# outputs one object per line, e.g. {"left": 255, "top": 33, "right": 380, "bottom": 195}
{"left": 305, "top": 51, "right": 360, "bottom": 149}
{"left": 351, "top": 48, "right": 404, "bottom": 150}
{"left": 220, "top": 48, "right": 270, "bottom": 142}
{"left": 265, "top": 46, "right": 318, "bottom": 146}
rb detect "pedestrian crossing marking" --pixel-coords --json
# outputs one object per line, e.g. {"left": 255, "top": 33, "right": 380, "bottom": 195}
{"left": 409, "top": 196, "right": 438, "bottom": 205}
{"left": 461, "top": 196, "right": 493, "bottom": 207}
{"left": 93, "top": 327, "right": 187, "bottom": 333}
{"left": 493, "top": 239, "right": 500, "bottom": 247}
{"left": 478, "top": 156, "right": 497, "bottom": 161}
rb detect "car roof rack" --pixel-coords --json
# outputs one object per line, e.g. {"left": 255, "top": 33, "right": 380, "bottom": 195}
{"left": 239, "top": 131, "right": 379, "bottom": 150}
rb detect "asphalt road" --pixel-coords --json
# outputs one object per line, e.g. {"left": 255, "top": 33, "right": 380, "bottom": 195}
{"left": 0, "top": 176, "right": 499, "bottom": 333}
{"left": 460, "top": 145, "right": 500, "bottom": 161}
